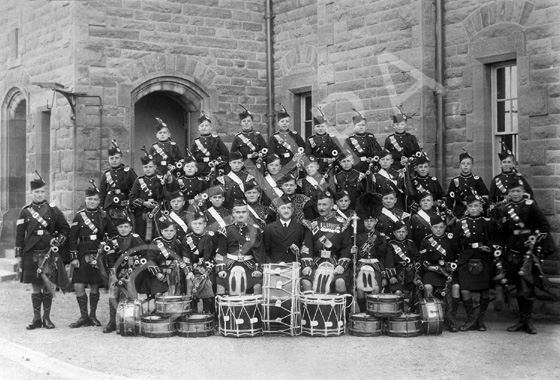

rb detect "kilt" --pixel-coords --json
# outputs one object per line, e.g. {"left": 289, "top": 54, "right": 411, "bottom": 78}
{"left": 72, "top": 251, "right": 103, "bottom": 284}
{"left": 457, "top": 259, "right": 492, "bottom": 291}
{"left": 22, "top": 248, "right": 49, "bottom": 284}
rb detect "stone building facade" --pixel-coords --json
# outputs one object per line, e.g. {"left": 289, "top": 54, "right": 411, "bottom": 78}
{"left": 1, "top": 0, "right": 559, "bottom": 259}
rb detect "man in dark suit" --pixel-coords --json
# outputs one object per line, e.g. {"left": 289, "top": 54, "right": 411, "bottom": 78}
{"left": 263, "top": 195, "right": 311, "bottom": 264}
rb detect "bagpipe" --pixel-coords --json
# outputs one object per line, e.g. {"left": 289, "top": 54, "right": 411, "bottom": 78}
{"left": 255, "top": 147, "right": 268, "bottom": 170}
{"left": 204, "top": 157, "right": 226, "bottom": 184}
{"left": 518, "top": 231, "right": 554, "bottom": 298}
{"left": 36, "top": 235, "right": 69, "bottom": 296}
{"left": 88, "top": 234, "right": 118, "bottom": 289}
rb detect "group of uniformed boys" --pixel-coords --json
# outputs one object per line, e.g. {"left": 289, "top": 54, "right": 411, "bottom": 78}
{"left": 15, "top": 104, "right": 554, "bottom": 336}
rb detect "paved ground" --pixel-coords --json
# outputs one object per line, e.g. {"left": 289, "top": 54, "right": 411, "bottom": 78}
{"left": 0, "top": 281, "right": 559, "bottom": 380}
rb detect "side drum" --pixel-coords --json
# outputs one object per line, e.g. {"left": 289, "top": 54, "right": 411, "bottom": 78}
{"left": 177, "top": 313, "right": 214, "bottom": 338}
{"left": 386, "top": 313, "right": 422, "bottom": 337}
{"left": 117, "top": 299, "right": 142, "bottom": 336}
{"left": 419, "top": 297, "right": 444, "bottom": 335}
{"left": 155, "top": 295, "right": 192, "bottom": 318}
{"left": 366, "top": 294, "right": 403, "bottom": 318}
{"left": 141, "top": 315, "right": 177, "bottom": 338}
{"left": 349, "top": 313, "right": 383, "bottom": 337}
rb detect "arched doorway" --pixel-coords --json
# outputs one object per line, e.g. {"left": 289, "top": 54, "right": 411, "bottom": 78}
{"left": 131, "top": 77, "right": 206, "bottom": 174}
{"left": 1, "top": 89, "right": 27, "bottom": 243}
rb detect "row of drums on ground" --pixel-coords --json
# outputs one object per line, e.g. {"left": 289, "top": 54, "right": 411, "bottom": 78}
{"left": 116, "top": 263, "right": 444, "bottom": 338}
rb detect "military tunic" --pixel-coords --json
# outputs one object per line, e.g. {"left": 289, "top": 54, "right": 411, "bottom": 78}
{"left": 446, "top": 173, "right": 489, "bottom": 218}
{"left": 300, "top": 214, "right": 353, "bottom": 288}
{"left": 488, "top": 171, "right": 533, "bottom": 204}
{"left": 230, "top": 130, "right": 268, "bottom": 165}
{"left": 129, "top": 174, "right": 167, "bottom": 241}
{"left": 453, "top": 215, "right": 495, "bottom": 291}
{"left": 215, "top": 222, "right": 264, "bottom": 293}
{"left": 376, "top": 207, "right": 411, "bottom": 237}
{"left": 99, "top": 164, "right": 137, "bottom": 220}
{"left": 190, "top": 133, "right": 229, "bottom": 177}
{"left": 334, "top": 169, "right": 366, "bottom": 208}
{"left": 148, "top": 140, "right": 184, "bottom": 175}
{"left": 419, "top": 232, "right": 457, "bottom": 288}
{"left": 304, "top": 133, "right": 341, "bottom": 173}
{"left": 345, "top": 132, "right": 382, "bottom": 172}
{"left": 217, "top": 170, "right": 256, "bottom": 210}
{"left": 410, "top": 209, "right": 436, "bottom": 249}
{"left": 372, "top": 168, "right": 406, "bottom": 210}
{"left": 383, "top": 132, "right": 421, "bottom": 170}
{"left": 268, "top": 131, "right": 305, "bottom": 166}
{"left": 69, "top": 208, "right": 117, "bottom": 284}
{"left": 386, "top": 238, "right": 419, "bottom": 292}
{"left": 204, "top": 206, "right": 233, "bottom": 233}
{"left": 410, "top": 174, "right": 444, "bottom": 203}
{"left": 15, "top": 201, "right": 70, "bottom": 284}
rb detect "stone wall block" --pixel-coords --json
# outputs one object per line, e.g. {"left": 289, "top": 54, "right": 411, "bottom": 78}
{"left": 519, "top": 85, "right": 548, "bottom": 116}
{"left": 520, "top": 140, "right": 546, "bottom": 165}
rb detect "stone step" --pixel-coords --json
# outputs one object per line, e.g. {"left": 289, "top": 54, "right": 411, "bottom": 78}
{"left": 0, "top": 258, "right": 18, "bottom": 272}
{"left": 0, "top": 269, "right": 16, "bottom": 282}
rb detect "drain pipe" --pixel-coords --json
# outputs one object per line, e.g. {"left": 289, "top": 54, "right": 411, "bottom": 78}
{"left": 265, "top": 0, "right": 275, "bottom": 137}
{"left": 435, "top": 0, "right": 445, "bottom": 182}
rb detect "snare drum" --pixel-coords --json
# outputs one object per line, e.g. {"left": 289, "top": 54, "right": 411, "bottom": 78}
{"left": 300, "top": 292, "right": 346, "bottom": 337}
{"left": 177, "top": 313, "right": 214, "bottom": 337}
{"left": 155, "top": 295, "right": 192, "bottom": 318}
{"left": 349, "top": 313, "right": 383, "bottom": 337}
{"left": 386, "top": 313, "right": 422, "bottom": 337}
{"left": 419, "top": 298, "right": 444, "bottom": 335}
{"left": 117, "top": 299, "right": 142, "bottom": 336}
{"left": 366, "top": 294, "right": 403, "bottom": 318}
{"left": 141, "top": 315, "right": 177, "bottom": 338}
{"left": 217, "top": 295, "right": 263, "bottom": 338}
{"left": 262, "top": 263, "right": 300, "bottom": 300}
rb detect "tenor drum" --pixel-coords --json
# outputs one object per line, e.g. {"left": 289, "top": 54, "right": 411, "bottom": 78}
{"left": 386, "top": 313, "right": 422, "bottom": 337}
{"left": 217, "top": 295, "right": 263, "bottom": 338}
{"left": 141, "top": 315, "right": 177, "bottom": 338}
{"left": 155, "top": 295, "right": 192, "bottom": 318}
{"left": 117, "top": 299, "right": 142, "bottom": 336}
{"left": 177, "top": 313, "right": 214, "bottom": 337}
{"left": 366, "top": 294, "right": 403, "bottom": 318}
{"left": 262, "top": 263, "right": 300, "bottom": 300}
{"left": 349, "top": 313, "right": 383, "bottom": 337}
{"left": 300, "top": 292, "right": 346, "bottom": 337}
{"left": 419, "top": 298, "right": 444, "bottom": 335}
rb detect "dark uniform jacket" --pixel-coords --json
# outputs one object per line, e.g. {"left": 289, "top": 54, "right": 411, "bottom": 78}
{"left": 183, "top": 230, "right": 218, "bottom": 263}
{"left": 419, "top": 232, "right": 457, "bottom": 287}
{"left": 190, "top": 133, "right": 229, "bottom": 176}
{"left": 376, "top": 207, "right": 411, "bottom": 237}
{"left": 15, "top": 201, "right": 70, "bottom": 283}
{"left": 69, "top": 207, "right": 118, "bottom": 283}
{"left": 268, "top": 131, "right": 305, "bottom": 166}
{"left": 304, "top": 133, "right": 341, "bottom": 173}
{"left": 300, "top": 214, "right": 352, "bottom": 271}
{"left": 386, "top": 238, "right": 419, "bottom": 290}
{"left": 204, "top": 206, "right": 232, "bottom": 233}
{"left": 410, "top": 209, "right": 436, "bottom": 249}
{"left": 99, "top": 164, "right": 137, "bottom": 212}
{"left": 488, "top": 171, "right": 533, "bottom": 204}
{"left": 148, "top": 139, "right": 184, "bottom": 175}
{"left": 410, "top": 174, "right": 444, "bottom": 203}
{"left": 384, "top": 132, "right": 421, "bottom": 170}
{"left": 171, "top": 175, "right": 207, "bottom": 202}
{"left": 129, "top": 174, "right": 167, "bottom": 216}
{"left": 263, "top": 219, "right": 312, "bottom": 264}
{"left": 345, "top": 132, "right": 382, "bottom": 172}
{"left": 334, "top": 169, "right": 366, "bottom": 207}
{"left": 446, "top": 173, "right": 489, "bottom": 218}
{"left": 217, "top": 171, "right": 256, "bottom": 210}
{"left": 231, "top": 130, "right": 268, "bottom": 162}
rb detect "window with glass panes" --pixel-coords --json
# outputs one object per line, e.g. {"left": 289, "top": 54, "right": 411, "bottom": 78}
{"left": 492, "top": 62, "right": 518, "bottom": 174}
{"left": 300, "top": 92, "right": 313, "bottom": 139}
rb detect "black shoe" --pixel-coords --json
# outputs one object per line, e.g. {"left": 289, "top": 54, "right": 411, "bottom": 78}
{"left": 69, "top": 316, "right": 93, "bottom": 328}
{"left": 26, "top": 319, "right": 42, "bottom": 330}
{"left": 524, "top": 321, "right": 537, "bottom": 335}
{"left": 507, "top": 320, "right": 525, "bottom": 332}
{"left": 459, "top": 319, "right": 477, "bottom": 332}
{"left": 42, "top": 318, "right": 55, "bottom": 329}
{"left": 103, "top": 322, "right": 117, "bottom": 333}
{"left": 476, "top": 321, "right": 487, "bottom": 331}
{"left": 89, "top": 316, "right": 102, "bottom": 327}
{"left": 448, "top": 323, "right": 459, "bottom": 333}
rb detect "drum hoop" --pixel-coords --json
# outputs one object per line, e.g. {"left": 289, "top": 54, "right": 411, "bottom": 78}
{"left": 218, "top": 295, "right": 263, "bottom": 304}
{"left": 184, "top": 314, "right": 214, "bottom": 322}
{"left": 390, "top": 313, "right": 420, "bottom": 322}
